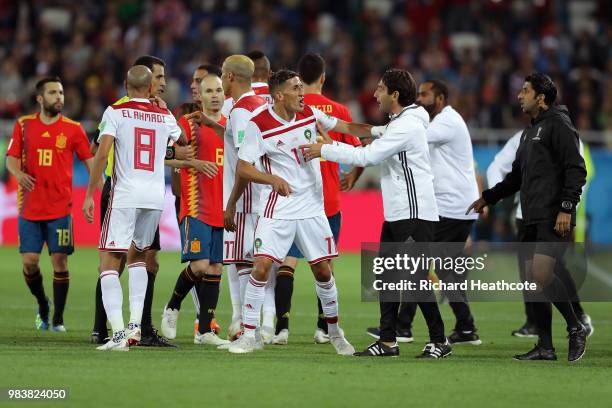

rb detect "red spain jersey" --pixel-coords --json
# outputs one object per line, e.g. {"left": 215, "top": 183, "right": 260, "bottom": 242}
{"left": 304, "top": 93, "right": 361, "bottom": 216}
{"left": 6, "top": 113, "right": 93, "bottom": 220}
{"left": 178, "top": 114, "right": 226, "bottom": 227}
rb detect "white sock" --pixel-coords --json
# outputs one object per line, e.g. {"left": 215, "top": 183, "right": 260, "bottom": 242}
{"left": 315, "top": 277, "right": 339, "bottom": 336}
{"left": 262, "top": 265, "right": 277, "bottom": 328}
{"left": 100, "top": 270, "right": 124, "bottom": 333}
{"left": 127, "top": 262, "right": 148, "bottom": 325}
{"left": 227, "top": 264, "right": 241, "bottom": 321}
{"left": 242, "top": 275, "right": 266, "bottom": 337}
{"left": 238, "top": 267, "right": 251, "bottom": 305}
{"left": 190, "top": 286, "right": 200, "bottom": 317}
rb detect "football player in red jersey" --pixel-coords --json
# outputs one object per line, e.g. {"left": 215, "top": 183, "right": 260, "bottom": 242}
{"left": 160, "top": 73, "right": 229, "bottom": 346}
{"left": 270, "top": 54, "right": 364, "bottom": 345}
{"left": 5, "top": 77, "right": 94, "bottom": 332}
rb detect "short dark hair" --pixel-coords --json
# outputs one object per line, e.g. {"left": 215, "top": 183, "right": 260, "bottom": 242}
{"left": 35, "top": 76, "right": 62, "bottom": 95}
{"left": 133, "top": 55, "right": 166, "bottom": 70}
{"left": 381, "top": 69, "right": 417, "bottom": 107}
{"left": 197, "top": 64, "right": 222, "bottom": 77}
{"left": 424, "top": 79, "right": 449, "bottom": 102}
{"left": 246, "top": 50, "right": 266, "bottom": 61}
{"left": 298, "top": 53, "right": 325, "bottom": 85}
{"left": 525, "top": 72, "right": 557, "bottom": 105}
{"left": 269, "top": 69, "right": 299, "bottom": 95}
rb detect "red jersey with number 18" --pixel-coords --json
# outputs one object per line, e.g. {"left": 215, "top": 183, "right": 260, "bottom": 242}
{"left": 178, "top": 114, "right": 226, "bottom": 227}
{"left": 6, "top": 113, "right": 92, "bottom": 220}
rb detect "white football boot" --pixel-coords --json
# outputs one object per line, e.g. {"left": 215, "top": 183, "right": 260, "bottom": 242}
{"left": 96, "top": 330, "right": 129, "bottom": 351}
{"left": 161, "top": 305, "right": 179, "bottom": 340}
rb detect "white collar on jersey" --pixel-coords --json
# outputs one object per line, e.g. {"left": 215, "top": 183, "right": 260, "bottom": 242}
{"left": 129, "top": 97, "right": 151, "bottom": 103}
{"left": 268, "top": 105, "right": 297, "bottom": 124}
{"left": 252, "top": 82, "right": 268, "bottom": 88}
{"left": 235, "top": 91, "right": 255, "bottom": 104}
{"left": 388, "top": 104, "right": 418, "bottom": 121}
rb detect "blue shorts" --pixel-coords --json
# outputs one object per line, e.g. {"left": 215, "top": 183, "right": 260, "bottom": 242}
{"left": 180, "top": 217, "right": 223, "bottom": 264}
{"left": 287, "top": 212, "right": 342, "bottom": 259}
{"left": 18, "top": 215, "right": 74, "bottom": 255}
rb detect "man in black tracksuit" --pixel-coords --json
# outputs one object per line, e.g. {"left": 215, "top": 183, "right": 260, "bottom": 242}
{"left": 468, "top": 73, "right": 588, "bottom": 362}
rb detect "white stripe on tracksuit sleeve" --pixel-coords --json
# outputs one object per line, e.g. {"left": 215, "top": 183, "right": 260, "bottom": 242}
{"left": 321, "top": 105, "right": 438, "bottom": 222}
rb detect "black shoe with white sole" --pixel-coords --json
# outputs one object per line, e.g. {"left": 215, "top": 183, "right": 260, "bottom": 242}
{"left": 416, "top": 342, "right": 452, "bottom": 359}
{"left": 354, "top": 341, "right": 399, "bottom": 357}
{"left": 447, "top": 330, "right": 482, "bottom": 345}
{"left": 366, "top": 327, "right": 413, "bottom": 343}
{"left": 513, "top": 344, "right": 557, "bottom": 361}
{"left": 568, "top": 326, "right": 587, "bottom": 362}
{"left": 511, "top": 323, "right": 538, "bottom": 338}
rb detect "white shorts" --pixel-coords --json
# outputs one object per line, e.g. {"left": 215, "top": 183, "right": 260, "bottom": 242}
{"left": 223, "top": 212, "right": 257, "bottom": 264}
{"left": 100, "top": 208, "right": 162, "bottom": 252}
{"left": 253, "top": 215, "right": 338, "bottom": 264}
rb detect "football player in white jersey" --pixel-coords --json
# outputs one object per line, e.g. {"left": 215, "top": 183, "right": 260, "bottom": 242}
{"left": 193, "top": 55, "right": 268, "bottom": 342}
{"left": 222, "top": 70, "right": 375, "bottom": 355}
{"left": 83, "top": 65, "right": 187, "bottom": 351}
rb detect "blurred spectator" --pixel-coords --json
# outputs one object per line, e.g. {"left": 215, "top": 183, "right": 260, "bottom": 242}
{"left": 0, "top": 0, "right": 609, "bottom": 135}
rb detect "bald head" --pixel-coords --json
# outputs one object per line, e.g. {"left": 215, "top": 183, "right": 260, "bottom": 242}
{"left": 127, "top": 65, "right": 152, "bottom": 92}
{"left": 222, "top": 55, "right": 255, "bottom": 83}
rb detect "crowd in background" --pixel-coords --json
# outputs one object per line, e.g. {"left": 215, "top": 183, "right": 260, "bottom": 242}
{"left": 0, "top": 0, "right": 611, "bottom": 136}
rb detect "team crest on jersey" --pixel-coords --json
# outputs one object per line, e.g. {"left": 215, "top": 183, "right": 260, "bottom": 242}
{"left": 254, "top": 238, "right": 262, "bottom": 249}
{"left": 190, "top": 239, "right": 201, "bottom": 253}
{"left": 55, "top": 133, "right": 67, "bottom": 149}
{"left": 304, "top": 129, "right": 312, "bottom": 142}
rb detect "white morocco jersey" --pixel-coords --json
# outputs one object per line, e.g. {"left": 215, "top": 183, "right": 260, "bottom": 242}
{"left": 238, "top": 105, "right": 338, "bottom": 220}
{"left": 98, "top": 97, "right": 181, "bottom": 210}
{"left": 252, "top": 82, "right": 274, "bottom": 105}
{"left": 223, "top": 91, "right": 267, "bottom": 213}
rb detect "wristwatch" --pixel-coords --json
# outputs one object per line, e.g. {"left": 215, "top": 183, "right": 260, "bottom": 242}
{"left": 560, "top": 200, "right": 573, "bottom": 213}
{"left": 165, "top": 146, "right": 175, "bottom": 160}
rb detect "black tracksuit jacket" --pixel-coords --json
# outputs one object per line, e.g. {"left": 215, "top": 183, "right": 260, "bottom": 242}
{"left": 482, "top": 105, "right": 587, "bottom": 225}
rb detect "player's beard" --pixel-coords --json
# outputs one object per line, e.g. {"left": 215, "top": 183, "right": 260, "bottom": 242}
{"left": 419, "top": 102, "right": 436, "bottom": 117}
{"left": 43, "top": 101, "right": 63, "bottom": 117}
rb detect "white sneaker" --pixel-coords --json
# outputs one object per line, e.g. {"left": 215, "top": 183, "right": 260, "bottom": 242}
{"left": 125, "top": 323, "right": 141, "bottom": 346}
{"left": 330, "top": 332, "right": 355, "bottom": 356}
{"left": 51, "top": 324, "right": 67, "bottom": 332}
{"left": 228, "top": 335, "right": 257, "bottom": 354}
{"left": 227, "top": 319, "right": 242, "bottom": 341}
{"left": 272, "top": 329, "right": 289, "bottom": 345}
{"left": 161, "top": 305, "right": 179, "bottom": 340}
{"left": 261, "top": 326, "right": 275, "bottom": 344}
{"left": 96, "top": 330, "right": 129, "bottom": 351}
{"left": 194, "top": 331, "right": 231, "bottom": 346}
{"left": 255, "top": 330, "right": 265, "bottom": 350}
{"left": 314, "top": 328, "right": 330, "bottom": 344}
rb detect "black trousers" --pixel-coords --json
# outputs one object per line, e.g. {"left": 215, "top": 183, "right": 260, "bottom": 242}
{"left": 516, "top": 219, "right": 584, "bottom": 325}
{"left": 379, "top": 219, "right": 445, "bottom": 343}
{"left": 396, "top": 217, "right": 476, "bottom": 332}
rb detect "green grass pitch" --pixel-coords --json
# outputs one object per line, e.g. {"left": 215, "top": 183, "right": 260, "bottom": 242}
{"left": 1, "top": 246, "right": 611, "bottom": 407}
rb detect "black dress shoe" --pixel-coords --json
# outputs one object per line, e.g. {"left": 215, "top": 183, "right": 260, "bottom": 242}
{"left": 354, "top": 341, "right": 400, "bottom": 357}
{"left": 513, "top": 344, "right": 557, "bottom": 361}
